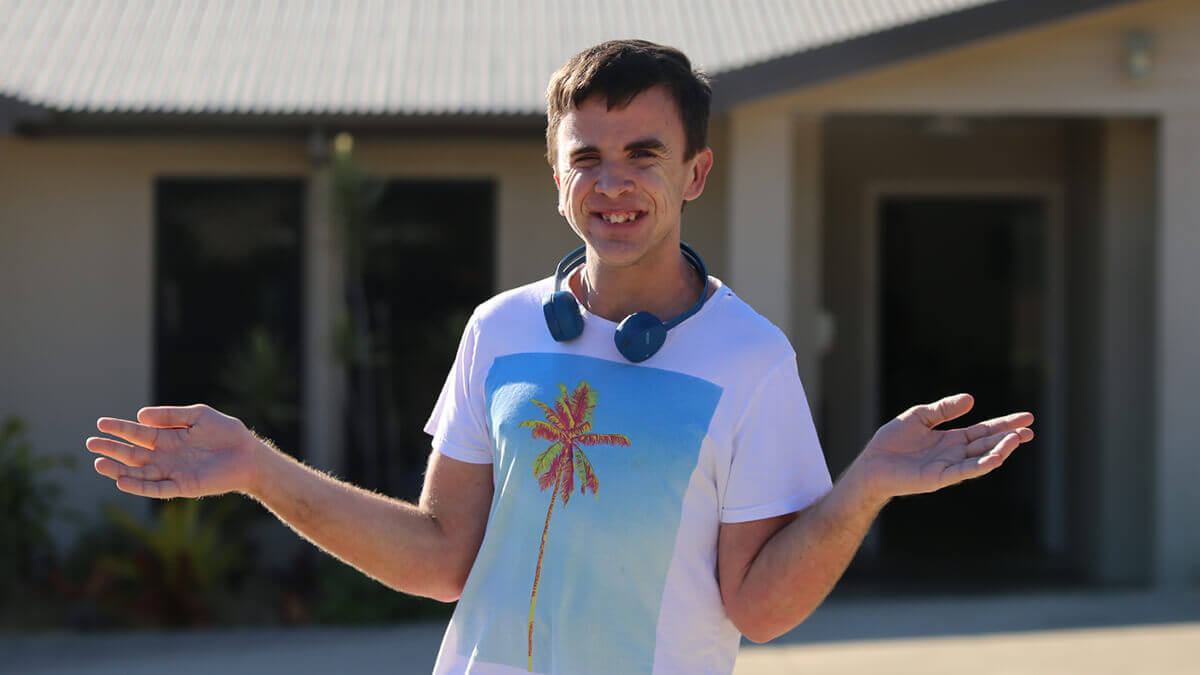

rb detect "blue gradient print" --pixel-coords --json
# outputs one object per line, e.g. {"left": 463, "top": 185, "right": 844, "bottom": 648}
{"left": 451, "top": 353, "right": 722, "bottom": 674}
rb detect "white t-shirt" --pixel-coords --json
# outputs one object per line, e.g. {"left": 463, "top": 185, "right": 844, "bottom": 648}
{"left": 424, "top": 273, "right": 832, "bottom": 675}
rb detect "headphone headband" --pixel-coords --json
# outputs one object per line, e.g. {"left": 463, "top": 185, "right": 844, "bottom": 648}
{"left": 546, "top": 242, "right": 711, "bottom": 362}
{"left": 554, "top": 243, "right": 709, "bottom": 306}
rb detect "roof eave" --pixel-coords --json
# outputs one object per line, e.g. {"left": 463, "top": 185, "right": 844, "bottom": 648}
{"left": 0, "top": 93, "right": 53, "bottom": 134}
{"left": 711, "top": 0, "right": 1138, "bottom": 113}
{"left": 11, "top": 109, "right": 546, "bottom": 139}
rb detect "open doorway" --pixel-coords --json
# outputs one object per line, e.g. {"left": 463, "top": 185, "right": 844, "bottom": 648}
{"left": 864, "top": 193, "right": 1069, "bottom": 587}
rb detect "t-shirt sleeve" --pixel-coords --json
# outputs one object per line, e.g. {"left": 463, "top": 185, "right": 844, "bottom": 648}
{"left": 423, "top": 312, "right": 494, "bottom": 464}
{"left": 720, "top": 356, "right": 833, "bottom": 523}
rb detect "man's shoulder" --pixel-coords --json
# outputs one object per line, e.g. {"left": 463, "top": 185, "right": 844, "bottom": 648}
{"left": 700, "top": 281, "right": 796, "bottom": 364}
{"left": 469, "top": 276, "right": 556, "bottom": 328}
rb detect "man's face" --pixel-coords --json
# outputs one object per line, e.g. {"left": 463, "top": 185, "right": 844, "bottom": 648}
{"left": 553, "top": 86, "right": 713, "bottom": 270}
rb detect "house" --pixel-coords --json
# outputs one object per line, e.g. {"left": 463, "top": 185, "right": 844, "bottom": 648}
{"left": 2, "top": 0, "right": 1196, "bottom": 591}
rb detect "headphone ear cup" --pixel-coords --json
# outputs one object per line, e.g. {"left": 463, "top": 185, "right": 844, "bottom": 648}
{"left": 615, "top": 312, "right": 667, "bottom": 363}
{"left": 544, "top": 290, "right": 585, "bottom": 342}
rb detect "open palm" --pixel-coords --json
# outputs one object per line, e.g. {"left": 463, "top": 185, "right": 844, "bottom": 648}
{"left": 88, "top": 404, "right": 260, "bottom": 499}
{"left": 858, "top": 393, "right": 1035, "bottom": 500}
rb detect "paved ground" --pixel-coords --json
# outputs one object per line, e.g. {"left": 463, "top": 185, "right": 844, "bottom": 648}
{"left": 5, "top": 588, "right": 1198, "bottom": 674}
{"left": 733, "top": 588, "right": 1200, "bottom": 675}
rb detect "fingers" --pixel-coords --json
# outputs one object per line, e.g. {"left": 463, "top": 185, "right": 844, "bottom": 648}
{"left": 963, "top": 412, "right": 1036, "bottom": 443}
{"left": 96, "top": 417, "right": 171, "bottom": 450}
{"left": 966, "top": 427, "right": 1034, "bottom": 457}
{"left": 93, "top": 457, "right": 179, "bottom": 498}
{"left": 137, "top": 404, "right": 206, "bottom": 429}
{"left": 944, "top": 431, "right": 1025, "bottom": 485}
{"left": 116, "top": 475, "right": 181, "bottom": 499}
{"left": 911, "top": 393, "right": 974, "bottom": 428}
{"left": 86, "top": 436, "right": 153, "bottom": 466}
{"left": 93, "top": 456, "right": 169, "bottom": 482}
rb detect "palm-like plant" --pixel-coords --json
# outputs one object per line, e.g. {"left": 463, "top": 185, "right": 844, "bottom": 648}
{"left": 519, "top": 381, "right": 630, "bottom": 672}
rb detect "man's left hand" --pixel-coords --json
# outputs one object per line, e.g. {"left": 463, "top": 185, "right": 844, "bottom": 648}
{"left": 851, "top": 393, "right": 1034, "bottom": 505}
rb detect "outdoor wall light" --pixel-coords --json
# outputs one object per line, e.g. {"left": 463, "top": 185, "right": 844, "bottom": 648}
{"left": 1124, "top": 30, "right": 1154, "bottom": 81}
{"left": 922, "top": 114, "right": 971, "bottom": 138}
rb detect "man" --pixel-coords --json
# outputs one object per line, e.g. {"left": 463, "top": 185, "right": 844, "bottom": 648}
{"left": 88, "top": 40, "right": 1034, "bottom": 674}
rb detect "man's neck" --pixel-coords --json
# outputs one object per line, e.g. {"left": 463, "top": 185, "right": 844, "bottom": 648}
{"left": 570, "top": 243, "right": 707, "bottom": 322}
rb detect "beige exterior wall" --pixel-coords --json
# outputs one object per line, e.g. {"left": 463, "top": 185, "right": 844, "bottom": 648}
{"left": 0, "top": 131, "right": 732, "bottom": 540}
{"left": 1156, "top": 114, "right": 1200, "bottom": 586}
{"left": 3, "top": 0, "right": 1194, "bottom": 585}
{"left": 0, "top": 137, "right": 310, "bottom": 534}
{"left": 720, "top": 0, "right": 1193, "bottom": 585}
{"left": 1095, "top": 118, "right": 1157, "bottom": 584}
{"left": 762, "top": 0, "right": 1200, "bottom": 115}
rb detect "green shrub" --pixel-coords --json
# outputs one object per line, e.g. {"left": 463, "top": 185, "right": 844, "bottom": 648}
{"left": 78, "top": 497, "right": 247, "bottom": 628}
{"left": 314, "top": 556, "right": 454, "bottom": 625}
{"left": 0, "top": 416, "right": 74, "bottom": 610}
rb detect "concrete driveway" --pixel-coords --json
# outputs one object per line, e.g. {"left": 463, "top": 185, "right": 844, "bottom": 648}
{"left": 6, "top": 589, "right": 1198, "bottom": 674}
{"left": 733, "top": 589, "right": 1200, "bottom": 675}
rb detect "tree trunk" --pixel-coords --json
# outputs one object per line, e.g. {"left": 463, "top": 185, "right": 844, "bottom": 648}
{"left": 528, "top": 477, "right": 561, "bottom": 672}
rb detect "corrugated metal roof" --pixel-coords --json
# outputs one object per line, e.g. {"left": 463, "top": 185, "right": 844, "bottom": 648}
{"left": 0, "top": 0, "right": 1004, "bottom": 116}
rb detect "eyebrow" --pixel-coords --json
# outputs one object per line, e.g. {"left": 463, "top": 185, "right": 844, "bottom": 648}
{"left": 568, "top": 138, "right": 668, "bottom": 160}
{"left": 625, "top": 138, "right": 667, "bottom": 154}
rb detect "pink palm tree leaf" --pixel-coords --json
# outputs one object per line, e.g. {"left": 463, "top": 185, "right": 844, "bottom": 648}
{"left": 538, "top": 452, "right": 566, "bottom": 491}
{"left": 530, "top": 398, "right": 565, "bottom": 429}
{"left": 574, "top": 450, "right": 600, "bottom": 497}
{"left": 576, "top": 432, "right": 631, "bottom": 447}
{"left": 568, "top": 381, "right": 597, "bottom": 428}
{"left": 558, "top": 446, "right": 576, "bottom": 505}
{"left": 519, "top": 419, "right": 562, "bottom": 442}
{"left": 556, "top": 383, "right": 575, "bottom": 429}
{"left": 531, "top": 442, "right": 561, "bottom": 478}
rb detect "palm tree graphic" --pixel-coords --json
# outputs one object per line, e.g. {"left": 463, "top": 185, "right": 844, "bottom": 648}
{"left": 520, "top": 380, "right": 631, "bottom": 672}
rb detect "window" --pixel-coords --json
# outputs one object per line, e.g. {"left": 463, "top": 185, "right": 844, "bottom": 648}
{"left": 154, "top": 178, "right": 305, "bottom": 457}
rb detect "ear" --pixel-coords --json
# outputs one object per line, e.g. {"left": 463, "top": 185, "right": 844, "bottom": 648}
{"left": 682, "top": 147, "right": 714, "bottom": 202}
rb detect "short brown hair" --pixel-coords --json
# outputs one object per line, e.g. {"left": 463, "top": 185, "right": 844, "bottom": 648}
{"left": 545, "top": 40, "right": 712, "bottom": 168}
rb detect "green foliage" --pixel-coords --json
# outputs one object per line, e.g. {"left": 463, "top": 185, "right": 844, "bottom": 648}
{"left": 216, "top": 324, "right": 300, "bottom": 437}
{"left": 330, "top": 132, "right": 387, "bottom": 276}
{"left": 0, "top": 415, "right": 74, "bottom": 604}
{"left": 83, "top": 497, "right": 246, "bottom": 627}
{"left": 314, "top": 555, "right": 453, "bottom": 625}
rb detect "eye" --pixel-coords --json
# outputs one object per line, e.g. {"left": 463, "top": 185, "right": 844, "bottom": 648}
{"left": 573, "top": 154, "right": 600, "bottom": 167}
{"left": 631, "top": 150, "right": 656, "bottom": 159}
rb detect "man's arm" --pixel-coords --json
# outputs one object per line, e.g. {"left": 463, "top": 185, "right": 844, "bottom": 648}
{"left": 88, "top": 404, "right": 492, "bottom": 602}
{"left": 718, "top": 393, "right": 1035, "bottom": 642}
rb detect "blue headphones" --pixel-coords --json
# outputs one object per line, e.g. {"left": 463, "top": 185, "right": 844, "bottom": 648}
{"left": 543, "top": 242, "right": 710, "bottom": 363}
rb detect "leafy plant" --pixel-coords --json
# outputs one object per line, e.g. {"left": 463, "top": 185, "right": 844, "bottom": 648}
{"left": 85, "top": 498, "right": 245, "bottom": 627}
{"left": 313, "top": 556, "right": 453, "bottom": 625}
{"left": 216, "top": 323, "right": 300, "bottom": 439}
{"left": 330, "top": 132, "right": 390, "bottom": 491}
{"left": 0, "top": 415, "right": 75, "bottom": 607}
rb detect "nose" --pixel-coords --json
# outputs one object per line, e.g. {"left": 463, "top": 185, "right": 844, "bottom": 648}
{"left": 594, "top": 161, "right": 634, "bottom": 198}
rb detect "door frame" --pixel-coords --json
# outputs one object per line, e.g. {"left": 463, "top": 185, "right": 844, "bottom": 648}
{"left": 860, "top": 180, "right": 1068, "bottom": 557}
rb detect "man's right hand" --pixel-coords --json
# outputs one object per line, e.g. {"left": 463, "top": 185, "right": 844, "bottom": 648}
{"left": 89, "top": 404, "right": 263, "bottom": 499}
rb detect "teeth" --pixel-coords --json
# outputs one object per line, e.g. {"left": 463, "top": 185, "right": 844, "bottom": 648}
{"left": 600, "top": 211, "right": 638, "bottom": 223}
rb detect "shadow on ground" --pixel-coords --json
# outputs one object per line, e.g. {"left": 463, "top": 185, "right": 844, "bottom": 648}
{"left": 4, "top": 589, "right": 1199, "bottom": 674}
{"left": 763, "top": 587, "right": 1200, "bottom": 645}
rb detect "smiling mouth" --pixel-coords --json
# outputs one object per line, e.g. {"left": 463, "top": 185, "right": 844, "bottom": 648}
{"left": 593, "top": 210, "right": 646, "bottom": 224}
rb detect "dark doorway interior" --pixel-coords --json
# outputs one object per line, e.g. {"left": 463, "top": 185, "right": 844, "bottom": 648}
{"left": 344, "top": 179, "right": 494, "bottom": 501}
{"left": 866, "top": 196, "right": 1061, "bottom": 588}
{"left": 154, "top": 178, "right": 305, "bottom": 458}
